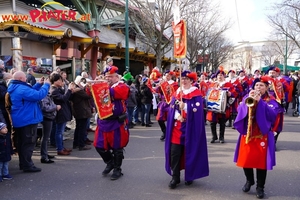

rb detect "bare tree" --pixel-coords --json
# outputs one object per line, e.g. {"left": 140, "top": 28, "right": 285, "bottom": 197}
{"left": 130, "top": 0, "right": 198, "bottom": 70}
{"left": 209, "top": 36, "right": 234, "bottom": 72}
{"left": 182, "top": 1, "right": 232, "bottom": 70}
{"left": 267, "top": 0, "right": 300, "bottom": 49}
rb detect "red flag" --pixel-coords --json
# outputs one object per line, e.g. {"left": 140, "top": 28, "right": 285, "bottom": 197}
{"left": 172, "top": 20, "right": 187, "bottom": 58}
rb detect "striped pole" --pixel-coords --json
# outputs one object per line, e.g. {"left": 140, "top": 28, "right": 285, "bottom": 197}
{"left": 12, "top": 37, "right": 23, "bottom": 71}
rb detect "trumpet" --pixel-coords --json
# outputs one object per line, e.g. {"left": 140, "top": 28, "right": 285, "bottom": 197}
{"left": 245, "top": 90, "right": 260, "bottom": 107}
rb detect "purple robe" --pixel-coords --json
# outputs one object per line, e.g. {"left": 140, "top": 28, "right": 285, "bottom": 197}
{"left": 165, "top": 94, "right": 209, "bottom": 181}
{"left": 233, "top": 94, "right": 279, "bottom": 170}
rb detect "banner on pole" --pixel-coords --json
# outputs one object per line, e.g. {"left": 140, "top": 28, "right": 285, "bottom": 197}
{"left": 172, "top": 20, "right": 187, "bottom": 58}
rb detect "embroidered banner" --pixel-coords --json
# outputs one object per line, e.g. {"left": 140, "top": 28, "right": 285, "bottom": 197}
{"left": 91, "top": 82, "right": 113, "bottom": 119}
{"left": 160, "top": 81, "right": 175, "bottom": 104}
{"left": 172, "top": 20, "right": 187, "bottom": 58}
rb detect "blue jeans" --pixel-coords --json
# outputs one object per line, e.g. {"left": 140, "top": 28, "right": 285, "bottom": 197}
{"left": 0, "top": 162, "right": 9, "bottom": 176}
{"left": 141, "top": 104, "right": 151, "bottom": 124}
{"left": 56, "top": 122, "right": 67, "bottom": 151}
{"left": 133, "top": 105, "right": 141, "bottom": 123}
{"left": 127, "top": 107, "right": 134, "bottom": 124}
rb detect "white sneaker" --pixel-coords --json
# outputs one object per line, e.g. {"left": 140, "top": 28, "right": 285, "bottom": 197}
{"left": 298, "top": 116, "right": 300, "bottom": 118}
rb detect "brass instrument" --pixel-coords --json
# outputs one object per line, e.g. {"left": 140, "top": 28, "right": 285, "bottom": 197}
{"left": 245, "top": 90, "right": 260, "bottom": 143}
{"left": 245, "top": 90, "right": 260, "bottom": 107}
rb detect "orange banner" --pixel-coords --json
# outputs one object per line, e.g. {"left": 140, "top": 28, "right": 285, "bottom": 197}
{"left": 91, "top": 82, "right": 113, "bottom": 119}
{"left": 172, "top": 20, "right": 187, "bottom": 58}
{"left": 160, "top": 81, "right": 175, "bottom": 104}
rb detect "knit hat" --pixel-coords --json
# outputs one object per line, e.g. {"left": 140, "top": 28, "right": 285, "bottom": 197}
{"left": 0, "top": 122, "right": 6, "bottom": 130}
{"left": 142, "top": 77, "right": 148, "bottom": 83}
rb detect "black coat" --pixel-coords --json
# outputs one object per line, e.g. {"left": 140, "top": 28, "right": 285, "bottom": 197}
{"left": 140, "top": 84, "right": 153, "bottom": 104}
{"left": 0, "top": 133, "right": 12, "bottom": 162}
{"left": 50, "top": 86, "right": 72, "bottom": 124}
{"left": 69, "top": 88, "right": 92, "bottom": 119}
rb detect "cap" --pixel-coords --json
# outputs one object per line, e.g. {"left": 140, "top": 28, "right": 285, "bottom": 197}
{"left": 106, "top": 57, "right": 113, "bottom": 63}
{"left": 142, "top": 77, "right": 148, "bottom": 83}
{"left": 0, "top": 122, "right": 6, "bottom": 130}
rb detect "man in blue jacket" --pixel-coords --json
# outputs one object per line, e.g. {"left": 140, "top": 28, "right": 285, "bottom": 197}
{"left": 7, "top": 71, "right": 50, "bottom": 172}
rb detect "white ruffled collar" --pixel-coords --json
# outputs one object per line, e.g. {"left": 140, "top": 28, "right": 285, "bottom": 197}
{"left": 176, "top": 86, "right": 197, "bottom": 95}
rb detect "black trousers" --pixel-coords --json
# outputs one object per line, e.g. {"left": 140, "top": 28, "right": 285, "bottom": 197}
{"left": 15, "top": 124, "right": 38, "bottom": 170}
{"left": 170, "top": 144, "right": 184, "bottom": 180}
{"left": 243, "top": 168, "right": 267, "bottom": 188}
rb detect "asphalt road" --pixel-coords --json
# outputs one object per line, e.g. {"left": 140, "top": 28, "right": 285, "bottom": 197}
{"left": 1, "top": 111, "right": 300, "bottom": 200}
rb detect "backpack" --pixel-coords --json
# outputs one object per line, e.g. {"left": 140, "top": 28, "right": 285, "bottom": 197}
{"left": 40, "top": 95, "right": 57, "bottom": 120}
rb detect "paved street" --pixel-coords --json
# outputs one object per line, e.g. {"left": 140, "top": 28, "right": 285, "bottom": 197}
{"left": 1, "top": 111, "right": 300, "bottom": 200}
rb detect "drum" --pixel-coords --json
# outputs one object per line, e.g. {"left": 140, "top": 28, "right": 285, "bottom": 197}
{"left": 206, "top": 89, "right": 227, "bottom": 113}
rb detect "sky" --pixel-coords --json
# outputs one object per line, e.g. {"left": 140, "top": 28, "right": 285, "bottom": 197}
{"left": 217, "top": 0, "right": 279, "bottom": 44}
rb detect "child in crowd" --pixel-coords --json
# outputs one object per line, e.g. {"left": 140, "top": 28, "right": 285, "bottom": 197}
{"left": 0, "top": 122, "right": 13, "bottom": 182}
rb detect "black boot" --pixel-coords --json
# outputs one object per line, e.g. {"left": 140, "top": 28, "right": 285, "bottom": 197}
{"left": 158, "top": 120, "right": 166, "bottom": 141}
{"left": 210, "top": 122, "right": 218, "bottom": 143}
{"left": 95, "top": 148, "right": 114, "bottom": 175}
{"left": 242, "top": 168, "right": 255, "bottom": 192}
{"left": 256, "top": 169, "right": 267, "bottom": 199}
{"left": 169, "top": 176, "right": 180, "bottom": 189}
{"left": 226, "top": 116, "right": 232, "bottom": 127}
{"left": 111, "top": 148, "right": 124, "bottom": 180}
{"left": 219, "top": 120, "right": 226, "bottom": 143}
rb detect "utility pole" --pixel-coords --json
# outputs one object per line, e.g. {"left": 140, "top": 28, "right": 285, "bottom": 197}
{"left": 125, "top": 0, "right": 130, "bottom": 71}
{"left": 284, "top": 32, "right": 288, "bottom": 75}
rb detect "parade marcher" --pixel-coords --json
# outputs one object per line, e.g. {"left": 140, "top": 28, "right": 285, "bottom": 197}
{"left": 198, "top": 72, "right": 209, "bottom": 124}
{"left": 225, "top": 70, "right": 243, "bottom": 128}
{"left": 207, "top": 69, "right": 237, "bottom": 143}
{"left": 156, "top": 70, "right": 178, "bottom": 140}
{"left": 165, "top": 70, "right": 209, "bottom": 189}
{"left": 93, "top": 66, "right": 130, "bottom": 180}
{"left": 233, "top": 76, "right": 279, "bottom": 199}
{"left": 238, "top": 70, "right": 252, "bottom": 99}
{"left": 253, "top": 70, "right": 261, "bottom": 79}
{"left": 266, "top": 66, "right": 285, "bottom": 147}
{"left": 7, "top": 71, "right": 50, "bottom": 172}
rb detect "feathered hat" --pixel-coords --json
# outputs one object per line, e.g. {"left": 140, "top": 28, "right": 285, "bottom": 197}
{"left": 251, "top": 76, "right": 271, "bottom": 89}
{"left": 216, "top": 66, "right": 226, "bottom": 76}
{"left": 150, "top": 68, "right": 162, "bottom": 81}
{"left": 227, "top": 70, "right": 236, "bottom": 75}
{"left": 181, "top": 70, "right": 197, "bottom": 82}
{"left": 105, "top": 66, "right": 119, "bottom": 75}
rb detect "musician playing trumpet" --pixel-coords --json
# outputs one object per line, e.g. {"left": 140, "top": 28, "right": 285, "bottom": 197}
{"left": 233, "top": 76, "right": 280, "bottom": 199}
